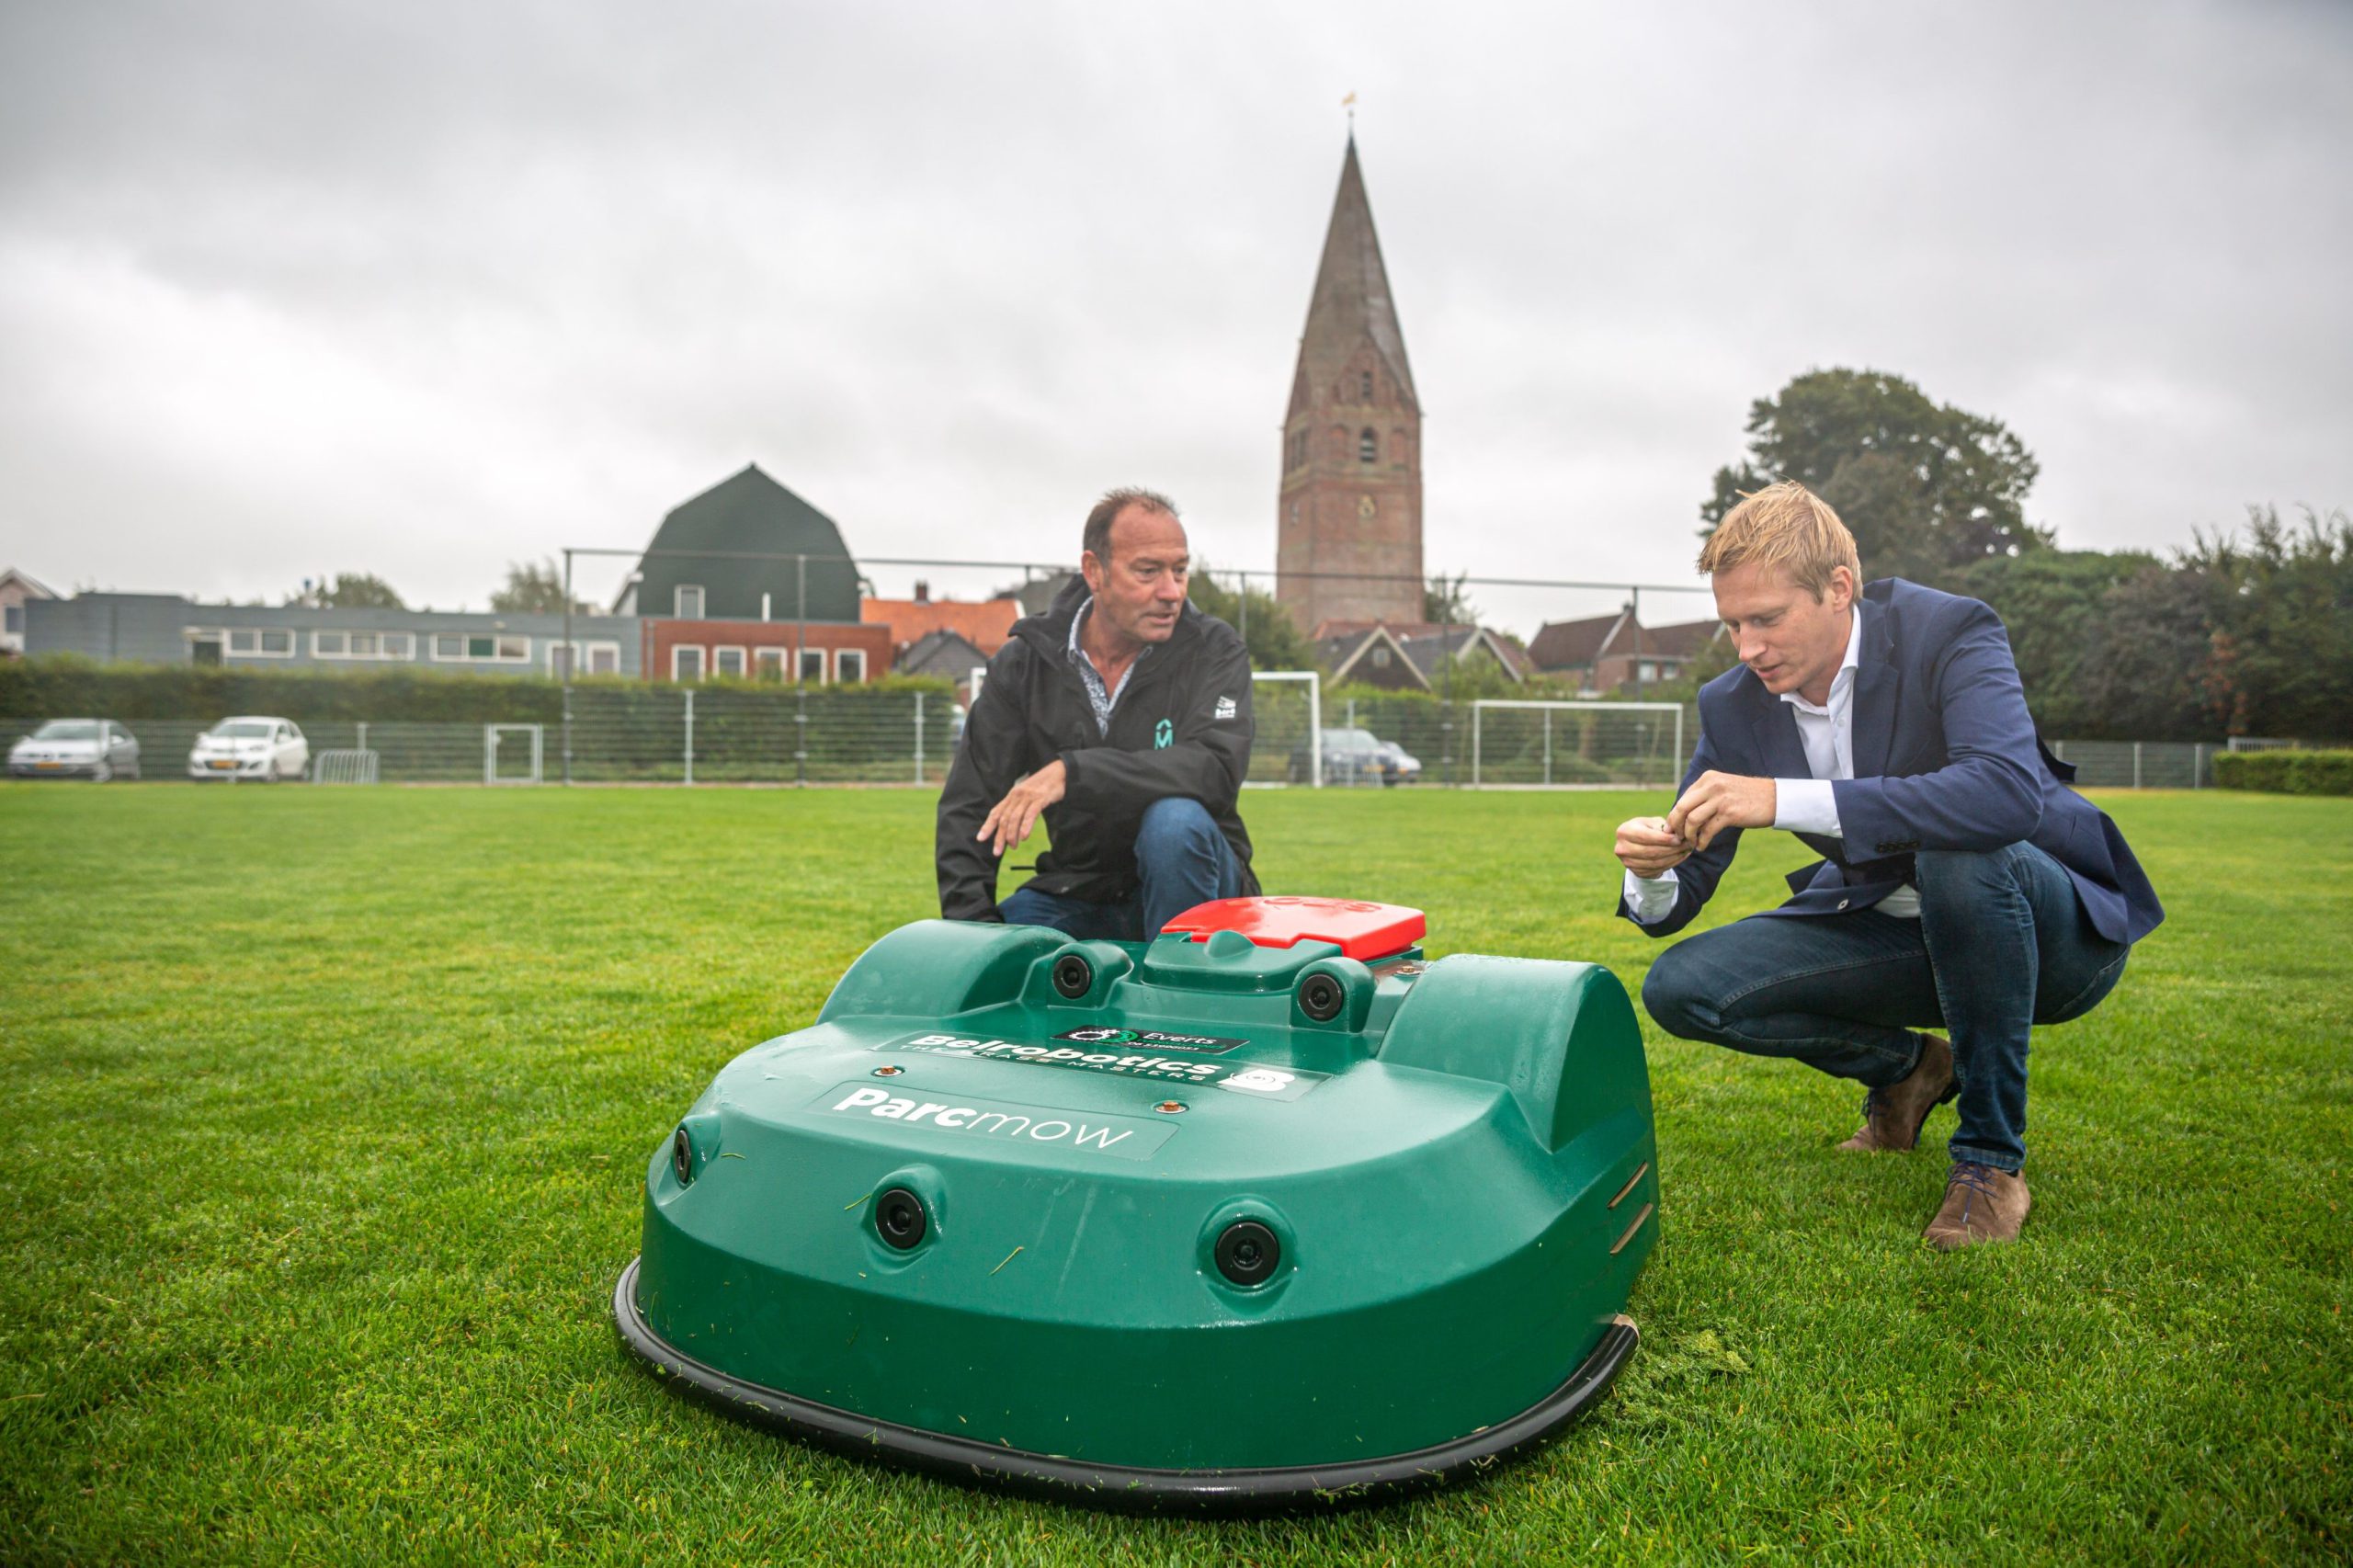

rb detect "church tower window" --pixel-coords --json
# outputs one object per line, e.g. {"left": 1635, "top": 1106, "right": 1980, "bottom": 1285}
{"left": 1358, "top": 427, "right": 1378, "bottom": 463}
{"left": 1359, "top": 370, "right": 1373, "bottom": 400}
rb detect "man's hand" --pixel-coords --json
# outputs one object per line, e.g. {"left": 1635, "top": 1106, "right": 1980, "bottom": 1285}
{"left": 976, "top": 759, "right": 1067, "bottom": 858}
{"left": 1666, "top": 770, "right": 1777, "bottom": 852}
{"left": 1615, "top": 815, "right": 1693, "bottom": 879}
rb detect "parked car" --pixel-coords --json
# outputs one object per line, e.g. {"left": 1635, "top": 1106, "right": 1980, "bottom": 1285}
{"left": 1373, "top": 738, "right": 1423, "bottom": 784}
{"left": 188, "top": 717, "right": 310, "bottom": 782}
{"left": 7, "top": 719, "right": 141, "bottom": 781}
{"left": 1288, "top": 727, "right": 1410, "bottom": 786}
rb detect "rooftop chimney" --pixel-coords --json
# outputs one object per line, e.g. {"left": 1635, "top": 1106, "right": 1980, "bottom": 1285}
{"left": 914, "top": 580, "right": 929, "bottom": 604}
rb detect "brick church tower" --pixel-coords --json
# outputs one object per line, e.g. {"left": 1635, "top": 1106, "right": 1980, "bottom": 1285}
{"left": 1277, "top": 135, "right": 1423, "bottom": 632}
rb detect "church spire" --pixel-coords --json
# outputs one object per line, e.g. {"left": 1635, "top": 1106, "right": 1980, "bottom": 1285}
{"left": 1275, "top": 137, "right": 1425, "bottom": 634}
{"left": 1296, "top": 135, "right": 1417, "bottom": 413}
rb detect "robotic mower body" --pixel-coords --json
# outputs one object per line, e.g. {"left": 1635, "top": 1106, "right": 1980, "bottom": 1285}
{"left": 616, "top": 897, "right": 1658, "bottom": 1510}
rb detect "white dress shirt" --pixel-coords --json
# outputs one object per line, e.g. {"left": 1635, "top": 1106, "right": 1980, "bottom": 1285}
{"left": 1625, "top": 608, "right": 1922, "bottom": 922}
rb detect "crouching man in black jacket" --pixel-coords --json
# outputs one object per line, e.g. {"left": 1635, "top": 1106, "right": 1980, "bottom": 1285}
{"left": 936, "top": 486, "right": 1259, "bottom": 937}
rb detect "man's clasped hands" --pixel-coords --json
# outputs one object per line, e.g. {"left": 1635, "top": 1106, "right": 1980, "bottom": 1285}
{"left": 1613, "top": 770, "right": 1780, "bottom": 880}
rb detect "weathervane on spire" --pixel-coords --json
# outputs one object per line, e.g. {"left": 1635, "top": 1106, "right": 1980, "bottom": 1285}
{"left": 1342, "top": 91, "right": 1356, "bottom": 130}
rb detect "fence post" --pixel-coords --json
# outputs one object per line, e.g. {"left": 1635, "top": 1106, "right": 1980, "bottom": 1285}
{"left": 683, "top": 688, "right": 695, "bottom": 787}
{"left": 2132, "top": 740, "right": 2143, "bottom": 790}
{"left": 561, "top": 547, "right": 574, "bottom": 787}
{"left": 357, "top": 722, "right": 368, "bottom": 752}
{"left": 1543, "top": 708, "right": 1552, "bottom": 787}
{"left": 794, "top": 688, "right": 807, "bottom": 788}
{"left": 914, "top": 691, "right": 925, "bottom": 786}
{"left": 2193, "top": 742, "right": 2206, "bottom": 789}
{"left": 1308, "top": 676, "right": 1322, "bottom": 790}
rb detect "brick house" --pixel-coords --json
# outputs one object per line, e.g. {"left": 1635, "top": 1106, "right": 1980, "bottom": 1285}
{"left": 1527, "top": 608, "right": 1722, "bottom": 695}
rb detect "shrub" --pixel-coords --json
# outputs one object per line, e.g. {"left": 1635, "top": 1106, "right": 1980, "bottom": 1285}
{"left": 2211, "top": 749, "right": 2353, "bottom": 795}
{"left": 0, "top": 657, "right": 947, "bottom": 726}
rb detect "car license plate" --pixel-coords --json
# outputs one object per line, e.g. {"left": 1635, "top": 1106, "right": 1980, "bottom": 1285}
{"left": 36, "top": 761, "right": 61, "bottom": 770}
{"left": 209, "top": 759, "right": 235, "bottom": 769}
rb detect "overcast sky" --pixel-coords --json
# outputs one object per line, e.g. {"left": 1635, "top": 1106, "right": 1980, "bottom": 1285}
{"left": 3, "top": 0, "right": 2347, "bottom": 633}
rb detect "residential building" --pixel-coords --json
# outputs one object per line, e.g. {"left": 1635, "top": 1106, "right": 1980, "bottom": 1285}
{"left": 1, "top": 568, "right": 58, "bottom": 656}
{"left": 23, "top": 592, "right": 640, "bottom": 676}
{"left": 895, "top": 628, "right": 993, "bottom": 699}
{"left": 1276, "top": 136, "right": 1423, "bottom": 631}
{"left": 1315, "top": 619, "right": 1527, "bottom": 692}
{"left": 622, "top": 463, "right": 881, "bottom": 682}
{"left": 1527, "top": 608, "right": 1722, "bottom": 694}
{"left": 862, "top": 583, "right": 1020, "bottom": 660}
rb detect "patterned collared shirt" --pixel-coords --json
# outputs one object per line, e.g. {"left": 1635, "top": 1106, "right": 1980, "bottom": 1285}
{"left": 1065, "top": 595, "right": 1151, "bottom": 737}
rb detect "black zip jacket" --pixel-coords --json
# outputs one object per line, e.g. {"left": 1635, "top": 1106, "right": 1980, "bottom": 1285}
{"left": 937, "top": 577, "right": 1260, "bottom": 921}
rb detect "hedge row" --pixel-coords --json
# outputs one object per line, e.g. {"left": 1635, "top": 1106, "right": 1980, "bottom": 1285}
{"left": 2211, "top": 749, "right": 2353, "bottom": 795}
{"left": 0, "top": 657, "right": 950, "bottom": 724}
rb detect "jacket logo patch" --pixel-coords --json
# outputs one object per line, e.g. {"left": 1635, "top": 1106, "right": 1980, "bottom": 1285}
{"left": 1214, "top": 696, "right": 1237, "bottom": 721}
{"left": 1154, "top": 719, "right": 1174, "bottom": 748}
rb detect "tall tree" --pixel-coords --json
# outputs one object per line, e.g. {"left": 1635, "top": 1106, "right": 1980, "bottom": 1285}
{"left": 1702, "top": 369, "right": 2050, "bottom": 580}
{"left": 1423, "top": 573, "right": 1478, "bottom": 627}
{"left": 2181, "top": 506, "right": 2353, "bottom": 740}
{"left": 490, "top": 558, "right": 585, "bottom": 615}
{"left": 1959, "top": 549, "right": 2158, "bottom": 735}
{"left": 1186, "top": 567, "right": 1319, "bottom": 672}
{"left": 287, "top": 573, "right": 405, "bottom": 608}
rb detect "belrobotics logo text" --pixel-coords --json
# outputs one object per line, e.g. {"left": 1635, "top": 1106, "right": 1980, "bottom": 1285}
{"left": 909, "top": 1034, "right": 1222, "bottom": 1078}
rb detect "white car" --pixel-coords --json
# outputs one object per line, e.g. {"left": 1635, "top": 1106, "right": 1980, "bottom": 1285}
{"left": 189, "top": 716, "right": 309, "bottom": 782}
{"left": 8, "top": 719, "right": 142, "bottom": 781}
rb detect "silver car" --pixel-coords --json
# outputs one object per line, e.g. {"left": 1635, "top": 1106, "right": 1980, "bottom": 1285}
{"left": 188, "top": 716, "right": 310, "bottom": 782}
{"left": 8, "top": 719, "right": 142, "bottom": 780}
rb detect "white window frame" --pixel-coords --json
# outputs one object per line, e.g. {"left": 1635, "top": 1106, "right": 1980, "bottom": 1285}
{"left": 672, "top": 645, "right": 706, "bottom": 682}
{"left": 431, "top": 631, "right": 532, "bottom": 664}
{"left": 315, "top": 629, "right": 408, "bottom": 660}
{"left": 228, "top": 627, "right": 297, "bottom": 658}
{"left": 834, "top": 648, "right": 866, "bottom": 684}
{"left": 675, "top": 585, "right": 705, "bottom": 619}
{"left": 798, "top": 647, "right": 828, "bottom": 685}
{"left": 755, "top": 648, "right": 786, "bottom": 681}
{"left": 548, "top": 640, "right": 621, "bottom": 678}
{"left": 713, "top": 645, "right": 747, "bottom": 679}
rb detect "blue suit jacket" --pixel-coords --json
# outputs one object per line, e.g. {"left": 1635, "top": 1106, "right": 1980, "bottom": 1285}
{"left": 1620, "top": 578, "right": 2164, "bottom": 946}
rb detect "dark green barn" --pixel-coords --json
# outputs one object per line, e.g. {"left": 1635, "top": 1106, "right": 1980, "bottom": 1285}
{"left": 630, "top": 465, "right": 861, "bottom": 623}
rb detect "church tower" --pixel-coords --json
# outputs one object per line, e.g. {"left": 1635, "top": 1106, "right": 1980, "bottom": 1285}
{"left": 1277, "top": 135, "right": 1423, "bottom": 632}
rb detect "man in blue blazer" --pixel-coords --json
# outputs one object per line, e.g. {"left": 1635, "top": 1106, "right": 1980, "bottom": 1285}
{"left": 1618, "top": 483, "right": 2162, "bottom": 1247}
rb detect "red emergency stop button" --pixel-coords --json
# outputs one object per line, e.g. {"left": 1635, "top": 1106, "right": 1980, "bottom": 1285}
{"left": 1160, "top": 896, "right": 1427, "bottom": 961}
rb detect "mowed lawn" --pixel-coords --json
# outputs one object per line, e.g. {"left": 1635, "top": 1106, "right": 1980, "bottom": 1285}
{"left": 1, "top": 783, "right": 2346, "bottom": 1566}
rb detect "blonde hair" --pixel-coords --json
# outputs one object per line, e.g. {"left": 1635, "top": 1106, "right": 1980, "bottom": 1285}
{"left": 1697, "top": 481, "right": 1860, "bottom": 599}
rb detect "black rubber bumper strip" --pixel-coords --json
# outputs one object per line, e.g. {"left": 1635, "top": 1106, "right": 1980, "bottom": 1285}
{"left": 612, "top": 1257, "right": 1638, "bottom": 1515}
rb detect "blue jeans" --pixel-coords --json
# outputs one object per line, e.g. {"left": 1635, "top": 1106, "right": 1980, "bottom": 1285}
{"left": 998, "top": 798, "right": 1245, "bottom": 943}
{"left": 1640, "top": 844, "right": 2130, "bottom": 1172}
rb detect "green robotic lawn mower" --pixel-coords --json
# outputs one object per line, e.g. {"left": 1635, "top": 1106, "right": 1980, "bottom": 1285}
{"left": 614, "top": 896, "right": 1658, "bottom": 1511}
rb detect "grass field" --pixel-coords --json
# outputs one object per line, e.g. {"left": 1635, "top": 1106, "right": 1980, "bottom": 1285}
{"left": 1, "top": 783, "right": 2347, "bottom": 1565}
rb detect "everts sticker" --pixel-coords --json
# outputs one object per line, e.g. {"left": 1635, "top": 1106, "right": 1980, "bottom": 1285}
{"left": 1051, "top": 1026, "right": 1246, "bottom": 1055}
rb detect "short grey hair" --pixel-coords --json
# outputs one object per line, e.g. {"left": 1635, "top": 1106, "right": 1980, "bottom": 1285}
{"left": 1082, "top": 486, "right": 1180, "bottom": 564}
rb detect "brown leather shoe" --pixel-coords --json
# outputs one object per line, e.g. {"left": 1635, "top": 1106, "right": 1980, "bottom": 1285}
{"left": 1836, "top": 1033, "right": 1956, "bottom": 1152}
{"left": 1923, "top": 1162, "right": 2030, "bottom": 1249}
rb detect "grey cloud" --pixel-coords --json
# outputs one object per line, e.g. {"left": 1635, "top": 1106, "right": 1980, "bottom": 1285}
{"left": 2, "top": 0, "right": 2347, "bottom": 626}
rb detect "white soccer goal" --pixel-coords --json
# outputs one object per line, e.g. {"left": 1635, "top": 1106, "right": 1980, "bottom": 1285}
{"left": 1246, "top": 670, "right": 1323, "bottom": 789}
{"left": 311, "top": 748, "right": 380, "bottom": 785}
{"left": 483, "top": 723, "right": 544, "bottom": 786}
{"left": 1470, "top": 700, "right": 1687, "bottom": 790}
